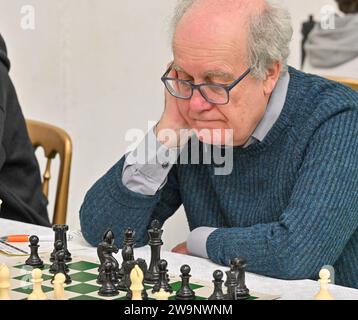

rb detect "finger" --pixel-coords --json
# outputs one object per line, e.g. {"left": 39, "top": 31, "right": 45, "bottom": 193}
{"left": 171, "top": 245, "right": 181, "bottom": 253}
{"left": 171, "top": 244, "right": 184, "bottom": 252}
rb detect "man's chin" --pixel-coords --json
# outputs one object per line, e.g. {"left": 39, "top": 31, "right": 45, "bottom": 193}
{"left": 193, "top": 128, "right": 234, "bottom": 146}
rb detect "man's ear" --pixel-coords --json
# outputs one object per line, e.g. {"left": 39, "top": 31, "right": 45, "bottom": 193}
{"left": 263, "top": 62, "right": 282, "bottom": 96}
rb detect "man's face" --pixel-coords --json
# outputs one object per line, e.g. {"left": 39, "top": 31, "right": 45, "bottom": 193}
{"left": 172, "top": 6, "right": 277, "bottom": 146}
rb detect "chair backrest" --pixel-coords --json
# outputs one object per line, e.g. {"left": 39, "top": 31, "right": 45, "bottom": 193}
{"left": 325, "top": 76, "right": 358, "bottom": 91}
{"left": 26, "top": 119, "right": 72, "bottom": 225}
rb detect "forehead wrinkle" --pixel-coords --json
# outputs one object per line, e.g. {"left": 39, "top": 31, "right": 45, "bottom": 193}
{"left": 173, "top": 36, "right": 243, "bottom": 56}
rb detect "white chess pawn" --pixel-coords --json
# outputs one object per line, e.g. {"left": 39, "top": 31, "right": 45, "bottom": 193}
{"left": 130, "top": 265, "right": 144, "bottom": 300}
{"left": 28, "top": 268, "right": 48, "bottom": 300}
{"left": 0, "top": 264, "right": 11, "bottom": 300}
{"left": 314, "top": 268, "right": 334, "bottom": 300}
{"left": 53, "top": 273, "right": 67, "bottom": 300}
{"left": 154, "top": 288, "right": 171, "bottom": 300}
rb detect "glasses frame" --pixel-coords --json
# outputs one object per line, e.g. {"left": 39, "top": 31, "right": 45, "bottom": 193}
{"left": 161, "top": 63, "right": 253, "bottom": 105}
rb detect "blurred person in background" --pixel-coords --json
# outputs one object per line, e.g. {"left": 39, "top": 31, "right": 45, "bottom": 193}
{"left": 0, "top": 34, "right": 50, "bottom": 226}
{"left": 304, "top": 0, "right": 358, "bottom": 78}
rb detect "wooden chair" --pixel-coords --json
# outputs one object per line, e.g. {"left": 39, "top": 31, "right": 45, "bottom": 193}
{"left": 26, "top": 119, "right": 72, "bottom": 225}
{"left": 325, "top": 76, "right": 358, "bottom": 91}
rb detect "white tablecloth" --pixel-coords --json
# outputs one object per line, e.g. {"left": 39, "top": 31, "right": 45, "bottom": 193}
{"left": 1, "top": 218, "right": 357, "bottom": 300}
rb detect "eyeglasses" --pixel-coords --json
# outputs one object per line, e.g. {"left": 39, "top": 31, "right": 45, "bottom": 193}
{"left": 161, "top": 63, "right": 253, "bottom": 105}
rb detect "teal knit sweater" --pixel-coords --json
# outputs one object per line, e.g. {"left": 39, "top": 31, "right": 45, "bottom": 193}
{"left": 80, "top": 68, "right": 358, "bottom": 289}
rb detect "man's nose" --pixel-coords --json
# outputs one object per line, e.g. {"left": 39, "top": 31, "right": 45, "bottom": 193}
{"left": 189, "top": 88, "right": 213, "bottom": 112}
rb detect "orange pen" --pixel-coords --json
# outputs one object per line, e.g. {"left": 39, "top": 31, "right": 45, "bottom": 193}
{"left": 0, "top": 234, "right": 55, "bottom": 242}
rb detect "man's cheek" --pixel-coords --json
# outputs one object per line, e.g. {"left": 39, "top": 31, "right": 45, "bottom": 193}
{"left": 179, "top": 105, "right": 192, "bottom": 125}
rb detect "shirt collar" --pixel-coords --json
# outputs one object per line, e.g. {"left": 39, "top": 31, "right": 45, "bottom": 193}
{"left": 243, "top": 71, "right": 290, "bottom": 148}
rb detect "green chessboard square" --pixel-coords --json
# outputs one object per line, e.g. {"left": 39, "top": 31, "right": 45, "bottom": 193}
{"left": 13, "top": 273, "right": 53, "bottom": 282}
{"left": 65, "top": 283, "right": 100, "bottom": 294}
{"left": 70, "top": 272, "right": 98, "bottom": 282}
{"left": 170, "top": 281, "right": 204, "bottom": 292}
{"left": 13, "top": 285, "right": 53, "bottom": 295}
{"left": 69, "top": 295, "right": 103, "bottom": 300}
{"left": 67, "top": 261, "right": 99, "bottom": 271}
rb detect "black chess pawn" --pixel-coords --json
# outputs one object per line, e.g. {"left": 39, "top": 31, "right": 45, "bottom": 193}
{"left": 50, "top": 240, "right": 69, "bottom": 274}
{"left": 152, "top": 259, "right": 173, "bottom": 294}
{"left": 176, "top": 265, "right": 196, "bottom": 300}
{"left": 50, "top": 240, "right": 71, "bottom": 283}
{"left": 98, "top": 261, "right": 119, "bottom": 297}
{"left": 124, "top": 228, "right": 135, "bottom": 247}
{"left": 126, "top": 259, "right": 148, "bottom": 300}
{"left": 224, "top": 270, "right": 238, "bottom": 300}
{"left": 145, "top": 220, "right": 163, "bottom": 284}
{"left": 208, "top": 270, "right": 225, "bottom": 300}
{"left": 50, "top": 225, "right": 72, "bottom": 263}
{"left": 233, "top": 258, "right": 250, "bottom": 300}
{"left": 25, "top": 235, "right": 44, "bottom": 268}
{"left": 51, "top": 249, "right": 72, "bottom": 284}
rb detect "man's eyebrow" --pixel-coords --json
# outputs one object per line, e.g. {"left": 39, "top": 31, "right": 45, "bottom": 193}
{"left": 172, "top": 64, "right": 188, "bottom": 73}
{"left": 204, "top": 70, "right": 235, "bottom": 82}
{"left": 172, "top": 64, "right": 235, "bottom": 81}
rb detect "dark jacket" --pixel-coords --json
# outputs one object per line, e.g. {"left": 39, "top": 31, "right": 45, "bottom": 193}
{"left": 0, "top": 34, "right": 50, "bottom": 226}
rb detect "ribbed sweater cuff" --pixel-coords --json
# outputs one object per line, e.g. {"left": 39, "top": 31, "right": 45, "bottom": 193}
{"left": 108, "top": 157, "right": 162, "bottom": 208}
{"left": 206, "top": 227, "right": 275, "bottom": 268}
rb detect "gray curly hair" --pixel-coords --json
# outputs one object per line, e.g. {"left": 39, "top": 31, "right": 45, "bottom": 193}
{"left": 171, "top": 0, "right": 293, "bottom": 79}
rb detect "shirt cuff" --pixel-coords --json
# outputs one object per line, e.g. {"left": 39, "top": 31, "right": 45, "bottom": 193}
{"left": 187, "top": 227, "right": 217, "bottom": 259}
{"left": 122, "top": 126, "right": 182, "bottom": 196}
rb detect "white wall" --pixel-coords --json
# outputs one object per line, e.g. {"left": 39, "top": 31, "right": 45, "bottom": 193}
{"left": 0, "top": 0, "right": 336, "bottom": 250}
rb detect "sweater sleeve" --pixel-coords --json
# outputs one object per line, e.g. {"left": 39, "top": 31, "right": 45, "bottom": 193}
{"left": 79, "top": 156, "right": 182, "bottom": 247}
{"left": 206, "top": 107, "right": 358, "bottom": 280}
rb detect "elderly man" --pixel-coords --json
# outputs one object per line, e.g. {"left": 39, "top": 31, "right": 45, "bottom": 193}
{"left": 80, "top": 0, "right": 358, "bottom": 288}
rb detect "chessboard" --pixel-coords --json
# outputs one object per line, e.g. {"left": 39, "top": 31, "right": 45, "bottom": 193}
{"left": 8, "top": 255, "right": 280, "bottom": 301}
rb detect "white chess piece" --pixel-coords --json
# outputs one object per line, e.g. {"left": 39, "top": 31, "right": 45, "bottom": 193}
{"left": 53, "top": 273, "right": 67, "bottom": 300}
{"left": 28, "top": 268, "right": 48, "bottom": 300}
{"left": 130, "top": 265, "right": 144, "bottom": 300}
{"left": 314, "top": 268, "right": 334, "bottom": 300}
{"left": 0, "top": 264, "right": 11, "bottom": 300}
{"left": 154, "top": 288, "right": 171, "bottom": 300}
